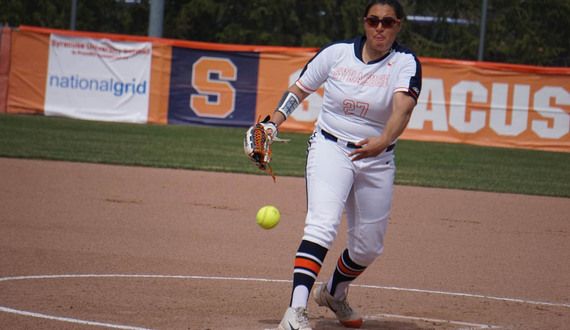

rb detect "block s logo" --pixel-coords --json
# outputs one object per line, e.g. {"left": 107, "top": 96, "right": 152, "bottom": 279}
{"left": 190, "top": 56, "right": 237, "bottom": 118}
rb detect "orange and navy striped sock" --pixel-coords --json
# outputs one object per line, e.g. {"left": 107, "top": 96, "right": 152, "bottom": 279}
{"left": 290, "top": 240, "right": 328, "bottom": 306}
{"left": 329, "top": 249, "right": 366, "bottom": 297}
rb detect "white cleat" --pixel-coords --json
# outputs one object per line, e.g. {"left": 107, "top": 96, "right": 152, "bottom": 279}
{"left": 313, "top": 283, "right": 363, "bottom": 328}
{"left": 278, "top": 306, "right": 312, "bottom": 330}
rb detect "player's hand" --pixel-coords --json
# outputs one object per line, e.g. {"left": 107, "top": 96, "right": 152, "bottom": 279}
{"left": 259, "top": 115, "right": 277, "bottom": 143}
{"left": 348, "top": 136, "right": 389, "bottom": 161}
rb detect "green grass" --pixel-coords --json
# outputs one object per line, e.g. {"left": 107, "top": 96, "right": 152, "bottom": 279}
{"left": 1, "top": 114, "right": 569, "bottom": 198}
{"left": 395, "top": 140, "right": 569, "bottom": 197}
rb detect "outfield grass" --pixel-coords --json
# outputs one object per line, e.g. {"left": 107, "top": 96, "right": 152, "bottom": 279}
{"left": 1, "top": 114, "right": 568, "bottom": 198}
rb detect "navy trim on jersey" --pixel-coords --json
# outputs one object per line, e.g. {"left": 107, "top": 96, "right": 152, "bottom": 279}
{"left": 298, "top": 36, "right": 422, "bottom": 102}
{"left": 299, "top": 37, "right": 357, "bottom": 78}
{"left": 392, "top": 41, "right": 422, "bottom": 102}
{"left": 355, "top": 36, "right": 393, "bottom": 64}
{"left": 355, "top": 36, "right": 366, "bottom": 62}
{"left": 408, "top": 55, "right": 422, "bottom": 101}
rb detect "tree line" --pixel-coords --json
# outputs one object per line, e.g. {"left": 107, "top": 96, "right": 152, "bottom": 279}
{"left": 1, "top": 0, "right": 568, "bottom": 67}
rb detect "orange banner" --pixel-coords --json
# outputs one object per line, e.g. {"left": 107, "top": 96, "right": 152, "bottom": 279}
{"left": 256, "top": 52, "right": 322, "bottom": 131}
{"left": 402, "top": 58, "right": 570, "bottom": 152}
{"left": 5, "top": 26, "right": 569, "bottom": 152}
{"left": 0, "top": 27, "right": 12, "bottom": 113}
{"left": 6, "top": 29, "right": 49, "bottom": 114}
{"left": 257, "top": 55, "right": 569, "bottom": 153}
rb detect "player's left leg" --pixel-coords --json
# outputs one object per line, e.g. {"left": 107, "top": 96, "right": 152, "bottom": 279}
{"left": 345, "top": 155, "right": 395, "bottom": 267}
{"left": 313, "top": 247, "right": 366, "bottom": 328}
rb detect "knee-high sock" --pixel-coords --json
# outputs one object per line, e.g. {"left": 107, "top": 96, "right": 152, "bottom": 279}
{"left": 327, "top": 249, "right": 366, "bottom": 298}
{"left": 290, "top": 240, "right": 328, "bottom": 308}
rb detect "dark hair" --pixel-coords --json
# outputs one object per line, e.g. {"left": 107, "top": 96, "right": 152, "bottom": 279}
{"left": 362, "top": 0, "right": 405, "bottom": 20}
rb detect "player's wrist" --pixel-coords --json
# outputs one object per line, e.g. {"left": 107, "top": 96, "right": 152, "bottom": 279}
{"left": 275, "top": 91, "right": 300, "bottom": 120}
{"left": 271, "top": 111, "right": 286, "bottom": 126}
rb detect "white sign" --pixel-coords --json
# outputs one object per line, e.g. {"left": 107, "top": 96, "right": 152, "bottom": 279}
{"left": 45, "top": 34, "right": 152, "bottom": 123}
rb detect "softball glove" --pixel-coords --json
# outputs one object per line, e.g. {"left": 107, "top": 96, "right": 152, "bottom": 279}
{"left": 244, "top": 116, "right": 278, "bottom": 181}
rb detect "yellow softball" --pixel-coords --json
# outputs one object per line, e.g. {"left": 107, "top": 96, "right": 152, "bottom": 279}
{"left": 256, "top": 206, "right": 280, "bottom": 229}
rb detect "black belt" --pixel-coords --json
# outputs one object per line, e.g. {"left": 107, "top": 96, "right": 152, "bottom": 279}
{"left": 321, "top": 129, "right": 395, "bottom": 152}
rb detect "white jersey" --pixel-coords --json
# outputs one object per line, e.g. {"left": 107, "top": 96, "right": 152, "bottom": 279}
{"left": 296, "top": 36, "right": 422, "bottom": 143}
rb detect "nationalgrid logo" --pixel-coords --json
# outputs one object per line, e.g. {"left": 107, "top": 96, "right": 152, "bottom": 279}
{"left": 48, "top": 74, "right": 147, "bottom": 97}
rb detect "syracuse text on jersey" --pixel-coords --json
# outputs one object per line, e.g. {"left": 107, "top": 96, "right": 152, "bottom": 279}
{"left": 332, "top": 67, "right": 390, "bottom": 88}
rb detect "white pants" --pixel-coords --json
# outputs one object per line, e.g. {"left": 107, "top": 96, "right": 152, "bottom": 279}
{"left": 303, "top": 130, "right": 395, "bottom": 266}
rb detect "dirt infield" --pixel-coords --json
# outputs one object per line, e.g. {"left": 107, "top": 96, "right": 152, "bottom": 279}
{"left": 1, "top": 158, "right": 569, "bottom": 329}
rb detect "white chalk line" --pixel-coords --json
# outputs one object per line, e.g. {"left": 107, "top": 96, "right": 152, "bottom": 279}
{"left": 2, "top": 274, "right": 568, "bottom": 308}
{"left": 354, "top": 283, "right": 570, "bottom": 308}
{"left": 1, "top": 274, "right": 567, "bottom": 329}
{"left": 364, "top": 313, "right": 502, "bottom": 329}
{"left": 1, "top": 306, "right": 497, "bottom": 330}
{"left": 0, "top": 306, "right": 150, "bottom": 330}
{"left": 0, "top": 307, "right": 498, "bottom": 330}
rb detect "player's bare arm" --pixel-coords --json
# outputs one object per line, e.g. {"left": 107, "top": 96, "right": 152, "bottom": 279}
{"left": 349, "top": 91, "right": 416, "bottom": 161}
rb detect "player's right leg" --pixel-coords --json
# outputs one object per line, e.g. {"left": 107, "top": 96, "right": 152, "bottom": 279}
{"left": 279, "top": 132, "right": 355, "bottom": 330}
{"left": 279, "top": 240, "right": 327, "bottom": 330}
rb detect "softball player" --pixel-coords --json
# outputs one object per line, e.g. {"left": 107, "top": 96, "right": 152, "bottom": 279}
{"left": 271, "top": 1, "right": 421, "bottom": 329}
